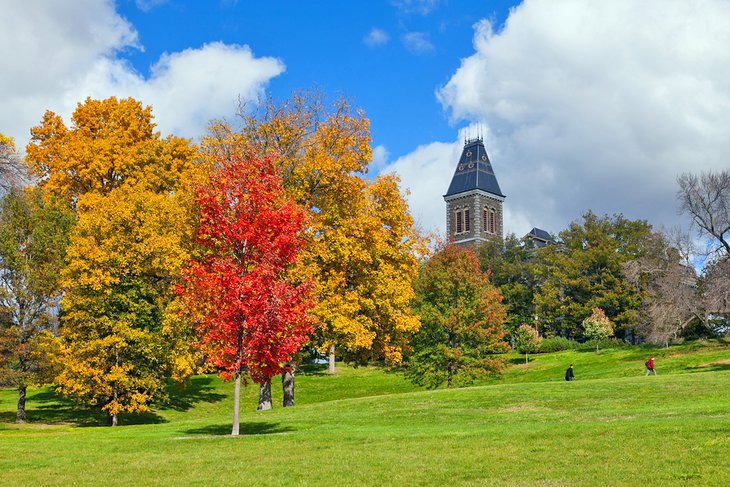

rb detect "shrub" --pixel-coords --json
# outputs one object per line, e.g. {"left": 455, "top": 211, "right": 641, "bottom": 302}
{"left": 538, "top": 337, "right": 579, "bottom": 353}
{"left": 582, "top": 308, "right": 614, "bottom": 351}
{"left": 578, "top": 338, "right": 629, "bottom": 351}
{"left": 514, "top": 324, "right": 542, "bottom": 363}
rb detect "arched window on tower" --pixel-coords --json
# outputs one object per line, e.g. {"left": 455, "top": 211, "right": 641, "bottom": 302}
{"left": 464, "top": 208, "right": 470, "bottom": 232}
{"left": 455, "top": 210, "right": 463, "bottom": 234}
{"left": 489, "top": 208, "right": 496, "bottom": 234}
{"left": 482, "top": 207, "right": 487, "bottom": 233}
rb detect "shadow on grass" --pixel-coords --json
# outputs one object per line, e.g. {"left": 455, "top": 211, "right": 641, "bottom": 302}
{"left": 687, "top": 363, "right": 730, "bottom": 373}
{"left": 161, "top": 376, "right": 226, "bottom": 412}
{"left": 184, "top": 421, "right": 294, "bottom": 436}
{"left": 0, "top": 389, "right": 167, "bottom": 427}
{"left": 297, "top": 363, "right": 329, "bottom": 376}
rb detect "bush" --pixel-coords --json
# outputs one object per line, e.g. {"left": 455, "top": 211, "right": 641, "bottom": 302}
{"left": 578, "top": 338, "right": 630, "bottom": 351}
{"left": 538, "top": 337, "right": 579, "bottom": 353}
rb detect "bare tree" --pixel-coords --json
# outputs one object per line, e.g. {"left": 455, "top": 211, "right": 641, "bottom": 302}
{"left": 0, "top": 134, "right": 24, "bottom": 192}
{"left": 703, "top": 257, "right": 730, "bottom": 319}
{"left": 622, "top": 231, "right": 703, "bottom": 344}
{"left": 677, "top": 170, "right": 730, "bottom": 257}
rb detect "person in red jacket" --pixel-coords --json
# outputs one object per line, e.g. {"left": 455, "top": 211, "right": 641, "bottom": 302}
{"left": 645, "top": 357, "right": 656, "bottom": 376}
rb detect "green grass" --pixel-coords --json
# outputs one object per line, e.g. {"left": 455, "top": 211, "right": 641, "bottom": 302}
{"left": 1, "top": 340, "right": 729, "bottom": 486}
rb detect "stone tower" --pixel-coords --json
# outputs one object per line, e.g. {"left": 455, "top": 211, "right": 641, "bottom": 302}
{"left": 444, "top": 137, "right": 505, "bottom": 246}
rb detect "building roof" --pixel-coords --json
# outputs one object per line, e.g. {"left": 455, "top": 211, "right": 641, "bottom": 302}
{"left": 444, "top": 138, "right": 504, "bottom": 198}
{"left": 527, "top": 227, "right": 554, "bottom": 242}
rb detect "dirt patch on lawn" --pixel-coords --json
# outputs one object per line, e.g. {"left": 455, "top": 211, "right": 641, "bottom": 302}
{"left": 696, "top": 359, "right": 730, "bottom": 368}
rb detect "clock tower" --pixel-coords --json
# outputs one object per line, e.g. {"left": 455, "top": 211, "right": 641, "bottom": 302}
{"left": 444, "top": 137, "right": 505, "bottom": 246}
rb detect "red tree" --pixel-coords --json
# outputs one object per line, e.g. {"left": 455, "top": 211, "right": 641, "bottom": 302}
{"left": 180, "top": 150, "right": 313, "bottom": 435}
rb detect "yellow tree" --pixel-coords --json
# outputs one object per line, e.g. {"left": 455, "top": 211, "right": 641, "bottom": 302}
{"left": 25, "top": 97, "right": 200, "bottom": 425}
{"left": 56, "top": 187, "right": 196, "bottom": 425}
{"left": 201, "top": 91, "right": 424, "bottom": 373}
{"left": 26, "top": 96, "right": 195, "bottom": 203}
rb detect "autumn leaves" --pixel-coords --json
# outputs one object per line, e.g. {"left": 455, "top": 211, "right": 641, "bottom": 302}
{"left": 14, "top": 94, "right": 426, "bottom": 427}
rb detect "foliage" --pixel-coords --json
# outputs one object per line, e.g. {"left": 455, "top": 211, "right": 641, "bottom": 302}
{"left": 56, "top": 186, "right": 197, "bottom": 422}
{"left": 0, "top": 187, "right": 73, "bottom": 419}
{"left": 582, "top": 307, "right": 614, "bottom": 351}
{"left": 513, "top": 324, "right": 542, "bottom": 361}
{"left": 179, "top": 149, "right": 313, "bottom": 418}
{"left": 532, "top": 211, "right": 655, "bottom": 339}
{"left": 26, "top": 96, "right": 197, "bottom": 206}
{"left": 408, "top": 244, "right": 508, "bottom": 388}
{"left": 26, "top": 97, "right": 201, "bottom": 424}
{"left": 201, "top": 92, "right": 424, "bottom": 368}
{"left": 477, "top": 234, "right": 537, "bottom": 334}
{"left": 537, "top": 336, "right": 579, "bottom": 353}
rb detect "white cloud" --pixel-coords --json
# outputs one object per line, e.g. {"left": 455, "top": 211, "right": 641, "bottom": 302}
{"left": 0, "top": 0, "right": 284, "bottom": 150}
{"left": 429, "top": 0, "right": 730, "bottom": 237}
{"left": 371, "top": 145, "right": 390, "bottom": 172}
{"left": 402, "top": 32, "right": 435, "bottom": 54}
{"left": 382, "top": 139, "right": 461, "bottom": 236}
{"left": 364, "top": 28, "right": 390, "bottom": 48}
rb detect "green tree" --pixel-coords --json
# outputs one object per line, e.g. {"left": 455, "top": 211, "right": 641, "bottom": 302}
{"left": 533, "top": 212, "right": 655, "bottom": 339}
{"left": 582, "top": 307, "right": 614, "bottom": 351}
{"left": 478, "top": 234, "right": 538, "bottom": 334}
{"left": 0, "top": 187, "right": 73, "bottom": 422}
{"left": 408, "top": 244, "right": 508, "bottom": 388}
{"left": 514, "top": 323, "right": 542, "bottom": 364}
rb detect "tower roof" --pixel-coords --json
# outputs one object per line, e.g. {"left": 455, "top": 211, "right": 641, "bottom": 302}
{"left": 444, "top": 138, "right": 504, "bottom": 198}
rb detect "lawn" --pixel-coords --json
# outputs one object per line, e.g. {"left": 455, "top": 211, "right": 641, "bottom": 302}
{"left": 0, "top": 340, "right": 728, "bottom": 486}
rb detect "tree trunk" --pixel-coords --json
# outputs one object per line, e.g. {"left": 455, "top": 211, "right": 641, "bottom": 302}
{"left": 110, "top": 388, "right": 119, "bottom": 426}
{"left": 232, "top": 370, "right": 241, "bottom": 435}
{"left": 525, "top": 353, "right": 528, "bottom": 364}
{"left": 447, "top": 364, "right": 453, "bottom": 388}
{"left": 328, "top": 344, "right": 336, "bottom": 374}
{"left": 596, "top": 343, "right": 599, "bottom": 353}
{"left": 282, "top": 365, "right": 295, "bottom": 407}
{"left": 257, "top": 379, "right": 272, "bottom": 411}
{"left": 16, "top": 385, "right": 27, "bottom": 423}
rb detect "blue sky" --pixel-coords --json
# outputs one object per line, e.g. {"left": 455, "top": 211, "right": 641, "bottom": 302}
{"left": 115, "top": 0, "right": 517, "bottom": 158}
{"left": 3, "top": 0, "right": 730, "bottom": 240}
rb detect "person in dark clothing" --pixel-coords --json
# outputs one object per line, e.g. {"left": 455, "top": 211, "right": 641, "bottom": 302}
{"left": 565, "top": 364, "right": 574, "bottom": 381}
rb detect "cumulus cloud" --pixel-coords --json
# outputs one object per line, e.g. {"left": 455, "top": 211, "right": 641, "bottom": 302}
{"left": 381, "top": 138, "right": 460, "bottom": 236}
{"left": 425, "top": 0, "right": 730, "bottom": 237}
{"left": 0, "top": 0, "right": 284, "bottom": 150}
{"left": 402, "top": 32, "right": 435, "bottom": 54}
{"left": 371, "top": 145, "right": 390, "bottom": 172}
{"left": 364, "top": 28, "right": 390, "bottom": 48}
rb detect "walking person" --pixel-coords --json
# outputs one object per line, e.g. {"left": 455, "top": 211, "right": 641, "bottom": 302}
{"left": 565, "top": 364, "right": 574, "bottom": 381}
{"left": 645, "top": 357, "right": 657, "bottom": 376}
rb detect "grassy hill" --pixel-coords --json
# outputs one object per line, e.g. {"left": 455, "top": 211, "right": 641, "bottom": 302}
{"left": 1, "top": 340, "right": 728, "bottom": 486}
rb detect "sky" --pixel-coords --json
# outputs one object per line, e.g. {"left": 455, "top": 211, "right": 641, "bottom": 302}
{"left": 2, "top": 0, "right": 730, "bottom": 240}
